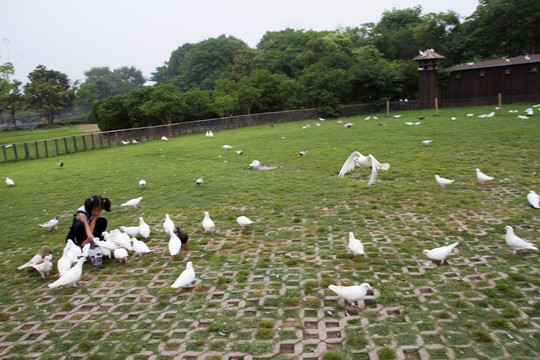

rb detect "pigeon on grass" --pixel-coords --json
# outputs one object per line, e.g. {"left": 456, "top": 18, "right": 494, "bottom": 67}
{"left": 328, "top": 283, "right": 372, "bottom": 310}
{"left": 171, "top": 261, "right": 196, "bottom": 291}
{"left": 48, "top": 258, "right": 86, "bottom": 288}
{"left": 18, "top": 246, "right": 53, "bottom": 270}
{"left": 338, "top": 151, "right": 390, "bottom": 186}
{"left": 505, "top": 226, "right": 537, "bottom": 255}
{"left": 423, "top": 242, "right": 459, "bottom": 266}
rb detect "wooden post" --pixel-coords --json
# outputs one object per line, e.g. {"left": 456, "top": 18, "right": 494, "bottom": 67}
{"left": 386, "top": 100, "right": 390, "bottom": 115}
{"left": 44, "top": 140, "right": 49, "bottom": 158}
{"left": 55, "top": 139, "right": 59, "bottom": 156}
{"left": 435, "top": 98, "right": 439, "bottom": 115}
{"left": 63, "top": 138, "right": 68, "bottom": 153}
{"left": 498, "top": 92, "right": 502, "bottom": 112}
{"left": 2, "top": 146, "right": 7, "bottom": 162}
{"left": 34, "top": 141, "right": 39, "bottom": 158}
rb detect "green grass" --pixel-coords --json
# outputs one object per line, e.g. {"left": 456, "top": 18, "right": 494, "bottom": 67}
{"left": 0, "top": 104, "right": 539, "bottom": 358}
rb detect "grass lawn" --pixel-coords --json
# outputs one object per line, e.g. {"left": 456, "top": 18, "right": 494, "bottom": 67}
{"left": 0, "top": 104, "right": 538, "bottom": 359}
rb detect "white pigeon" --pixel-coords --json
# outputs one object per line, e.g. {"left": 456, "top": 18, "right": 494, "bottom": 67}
{"left": 171, "top": 261, "right": 196, "bottom": 289}
{"left": 328, "top": 283, "right": 372, "bottom": 309}
{"left": 113, "top": 248, "right": 129, "bottom": 262}
{"left": 163, "top": 214, "right": 175, "bottom": 235}
{"left": 196, "top": 177, "right": 204, "bottom": 186}
{"left": 319, "top": 117, "right": 326, "bottom": 121}
{"left": 161, "top": 136, "right": 168, "bottom": 141}
{"left": 466, "top": 113, "right": 474, "bottom": 117}
{"left": 249, "top": 160, "right": 260, "bottom": 169}
{"left": 235, "top": 150, "right": 243, "bottom": 155}
{"left": 139, "top": 217, "right": 151, "bottom": 238}
{"left": 526, "top": 190, "right": 539, "bottom": 209}
{"left": 475, "top": 168, "right": 494, "bottom": 183}
{"left": 48, "top": 257, "right": 86, "bottom": 288}
{"left": 405, "top": 122, "right": 414, "bottom": 126}
{"left": 97, "top": 239, "right": 116, "bottom": 258}
{"left": 5, "top": 177, "right": 14, "bottom": 186}
{"left": 435, "top": 174, "right": 454, "bottom": 188}
{"left": 39, "top": 216, "right": 59, "bottom": 231}
{"left": 299, "top": 150, "right": 308, "bottom": 156}
{"left": 222, "top": 145, "right": 233, "bottom": 150}
{"left": 18, "top": 246, "right": 53, "bottom": 270}
{"left": 423, "top": 242, "right": 459, "bottom": 265}
{"left": 505, "top": 226, "right": 538, "bottom": 255}
{"left": 33, "top": 255, "right": 53, "bottom": 279}
{"left": 168, "top": 231, "right": 182, "bottom": 257}
{"left": 347, "top": 232, "right": 365, "bottom": 256}
{"left": 237, "top": 216, "right": 253, "bottom": 228}
{"left": 393, "top": 114, "right": 402, "bottom": 118}
{"left": 343, "top": 122, "right": 353, "bottom": 128}
{"left": 57, "top": 245, "right": 74, "bottom": 276}
{"left": 121, "top": 197, "right": 143, "bottom": 208}
{"left": 422, "top": 140, "right": 434, "bottom": 146}
{"left": 132, "top": 238, "right": 151, "bottom": 256}
{"left": 122, "top": 140, "right": 130, "bottom": 145}
{"left": 65, "top": 239, "right": 83, "bottom": 264}
{"left": 119, "top": 225, "right": 140, "bottom": 237}
{"left": 132, "top": 139, "right": 138, "bottom": 144}
{"left": 202, "top": 211, "right": 215, "bottom": 233}
{"left": 518, "top": 115, "right": 529, "bottom": 120}
{"left": 139, "top": 179, "right": 146, "bottom": 187}
{"left": 338, "top": 151, "right": 390, "bottom": 186}
{"left": 109, "top": 229, "right": 133, "bottom": 250}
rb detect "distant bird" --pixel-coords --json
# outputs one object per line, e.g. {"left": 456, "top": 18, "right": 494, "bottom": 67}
{"left": 422, "top": 140, "right": 434, "bottom": 146}
{"left": 518, "top": 115, "right": 529, "bottom": 120}
{"left": 343, "top": 123, "right": 353, "bottom": 128}
{"left": 466, "top": 113, "right": 474, "bottom": 117}
{"left": 316, "top": 122, "right": 321, "bottom": 127}
{"left": 139, "top": 179, "right": 146, "bottom": 187}
{"left": 161, "top": 136, "right": 168, "bottom": 141}
{"left": 33, "top": 255, "right": 53, "bottom": 279}
{"left": 486, "top": 111, "right": 495, "bottom": 118}
{"left": 435, "top": 175, "right": 454, "bottom": 188}
{"left": 222, "top": 145, "right": 233, "bottom": 150}
{"left": 235, "top": 150, "right": 243, "bottom": 155}
{"left": 56, "top": 161, "right": 64, "bottom": 168}
{"left": 299, "top": 150, "right": 308, "bottom": 156}
{"left": 119, "top": 225, "right": 140, "bottom": 237}
{"left": 171, "top": 261, "right": 196, "bottom": 290}
{"left": 319, "top": 117, "right": 326, "bottom": 121}
{"left": 139, "top": 217, "right": 150, "bottom": 238}
{"left": 415, "top": 122, "right": 421, "bottom": 126}
{"left": 196, "top": 177, "right": 204, "bottom": 186}
{"left": 423, "top": 242, "right": 459, "bottom": 265}
{"left": 205, "top": 130, "right": 214, "bottom": 137}
{"left": 121, "top": 197, "right": 143, "bottom": 208}
{"left": 328, "top": 283, "right": 372, "bottom": 310}
{"left": 48, "top": 257, "right": 86, "bottom": 288}
{"left": 39, "top": 216, "right": 59, "bottom": 231}
{"left": 338, "top": 151, "right": 390, "bottom": 186}
{"left": 417, "top": 116, "right": 425, "bottom": 121}
{"left": 202, "top": 211, "right": 215, "bottom": 233}
{"left": 5, "top": 177, "right": 14, "bottom": 186}
{"left": 18, "top": 246, "right": 53, "bottom": 270}
{"left": 132, "top": 238, "right": 151, "bottom": 257}
{"left": 163, "top": 214, "right": 175, "bottom": 235}
{"left": 237, "top": 216, "right": 253, "bottom": 229}
{"left": 365, "top": 116, "right": 371, "bottom": 120}
{"left": 505, "top": 226, "right": 537, "bottom": 255}
{"left": 405, "top": 122, "right": 414, "bottom": 126}
{"left": 526, "top": 190, "right": 539, "bottom": 209}
{"left": 347, "top": 232, "right": 364, "bottom": 256}
{"left": 249, "top": 160, "right": 260, "bottom": 169}
{"left": 393, "top": 114, "right": 402, "bottom": 118}
{"left": 175, "top": 227, "right": 189, "bottom": 250}
{"left": 451, "top": 117, "right": 456, "bottom": 120}
{"left": 525, "top": 54, "right": 531, "bottom": 60}
{"left": 122, "top": 140, "right": 130, "bottom": 145}
{"left": 131, "top": 139, "right": 138, "bottom": 144}
{"left": 475, "top": 168, "right": 494, "bottom": 183}
{"left": 113, "top": 248, "right": 129, "bottom": 262}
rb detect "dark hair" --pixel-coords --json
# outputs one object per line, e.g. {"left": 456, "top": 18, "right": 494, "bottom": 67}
{"left": 84, "top": 195, "right": 111, "bottom": 214}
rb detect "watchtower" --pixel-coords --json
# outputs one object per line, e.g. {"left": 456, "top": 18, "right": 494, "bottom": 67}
{"left": 413, "top": 49, "right": 445, "bottom": 108}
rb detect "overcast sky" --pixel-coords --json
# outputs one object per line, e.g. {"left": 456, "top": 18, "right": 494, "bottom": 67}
{"left": 2, "top": 0, "right": 479, "bottom": 84}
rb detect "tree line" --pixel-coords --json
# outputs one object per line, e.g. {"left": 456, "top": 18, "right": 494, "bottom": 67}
{"left": 1, "top": 1, "right": 538, "bottom": 130}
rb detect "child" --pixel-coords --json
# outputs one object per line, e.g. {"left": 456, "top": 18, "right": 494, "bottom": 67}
{"left": 66, "top": 195, "right": 111, "bottom": 248}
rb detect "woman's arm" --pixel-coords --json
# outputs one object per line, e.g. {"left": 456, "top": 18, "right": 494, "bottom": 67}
{"left": 76, "top": 213, "right": 95, "bottom": 243}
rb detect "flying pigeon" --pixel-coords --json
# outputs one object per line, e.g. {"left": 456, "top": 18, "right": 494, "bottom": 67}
{"left": 175, "top": 227, "right": 189, "bottom": 250}
{"left": 249, "top": 160, "right": 260, "bottom": 169}
{"left": 527, "top": 190, "right": 539, "bottom": 209}
{"left": 338, "top": 151, "right": 390, "bottom": 186}
{"left": 202, "top": 211, "right": 215, "bottom": 233}
{"left": 196, "top": 177, "right": 204, "bottom": 186}
{"left": 435, "top": 175, "right": 454, "bottom": 188}
{"left": 163, "top": 214, "right": 175, "bottom": 235}
{"left": 119, "top": 225, "right": 140, "bottom": 237}
{"left": 347, "top": 232, "right": 365, "bottom": 256}
{"left": 113, "top": 248, "right": 129, "bottom": 262}
{"left": 222, "top": 145, "right": 233, "bottom": 150}
{"left": 475, "top": 168, "right": 494, "bottom": 183}
{"left": 48, "top": 257, "right": 86, "bottom": 288}
{"left": 423, "top": 242, "right": 459, "bottom": 265}
{"left": 422, "top": 140, "right": 434, "bottom": 146}
{"left": 505, "top": 226, "right": 538, "bottom": 255}
{"left": 139, "top": 179, "right": 146, "bottom": 187}
{"left": 121, "top": 197, "right": 143, "bottom": 208}
{"left": 5, "top": 177, "right": 14, "bottom": 186}
{"left": 171, "top": 261, "right": 196, "bottom": 289}
{"left": 237, "top": 216, "right": 253, "bottom": 229}
{"left": 39, "top": 216, "right": 59, "bottom": 231}
{"left": 132, "top": 237, "right": 151, "bottom": 256}
{"left": 328, "top": 283, "right": 372, "bottom": 309}
{"left": 33, "top": 255, "right": 53, "bottom": 279}
{"left": 139, "top": 217, "right": 151, "bottom": 238}
{"left": 168, "top": 230, "right": 181, "bottom": 258}
{"left": 18, "top": 246, "right": 53, "bottom": 270}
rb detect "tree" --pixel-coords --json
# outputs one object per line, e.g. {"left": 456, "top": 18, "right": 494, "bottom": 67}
{"left": 24, "top": 65, "right": 75, "bottom": 124}
{"left": 139, "top": 83, "right": 186, "bottom": 125}
{"left": 0, "top": 60, "right": 14, "bottom": 99}
{"left": 75, "top": 81, "right": 99, "bottom": 113}
{"left": 82, "top": 66, "right": 145, "bottom": 100}
{"left": 2, "top": 80, "right": 24, "bottom": 127}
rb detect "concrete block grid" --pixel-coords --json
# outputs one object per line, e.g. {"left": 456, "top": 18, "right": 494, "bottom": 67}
{"left": 0, "top": 199, "right": 538, "bottom": 359}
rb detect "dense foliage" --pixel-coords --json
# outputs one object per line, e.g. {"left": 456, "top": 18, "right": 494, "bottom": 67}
{"left": 1, "top": 1, "right": 538, "bottom": 130}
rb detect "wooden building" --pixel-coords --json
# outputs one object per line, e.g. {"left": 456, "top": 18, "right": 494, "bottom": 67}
{"left": 414, "top": 51, "right": 540, "bottom": 108}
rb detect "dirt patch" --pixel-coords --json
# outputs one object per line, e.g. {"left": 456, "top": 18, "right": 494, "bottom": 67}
{"left": 76, "top": 124, "right": 100, "bottom": 132}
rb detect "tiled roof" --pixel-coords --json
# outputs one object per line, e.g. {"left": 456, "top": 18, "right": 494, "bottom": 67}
{"left": 447, "top": 54, "right": 540, "bottom": 71}
{"left": 413, "top": 49, "right": 445, "bottom": 60}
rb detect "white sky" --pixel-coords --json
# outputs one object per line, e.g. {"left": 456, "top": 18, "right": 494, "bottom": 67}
{"left": 1, "top": 0, "right": 479, "bottom": 84}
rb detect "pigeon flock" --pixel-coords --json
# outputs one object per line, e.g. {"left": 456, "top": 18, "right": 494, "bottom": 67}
{"left": 13, "top": 108, "right": 539, "bottom": 316}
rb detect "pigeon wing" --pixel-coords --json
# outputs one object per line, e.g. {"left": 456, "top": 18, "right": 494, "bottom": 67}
{"left": 338, "top": 151, "right": 362, "bottom": 178}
